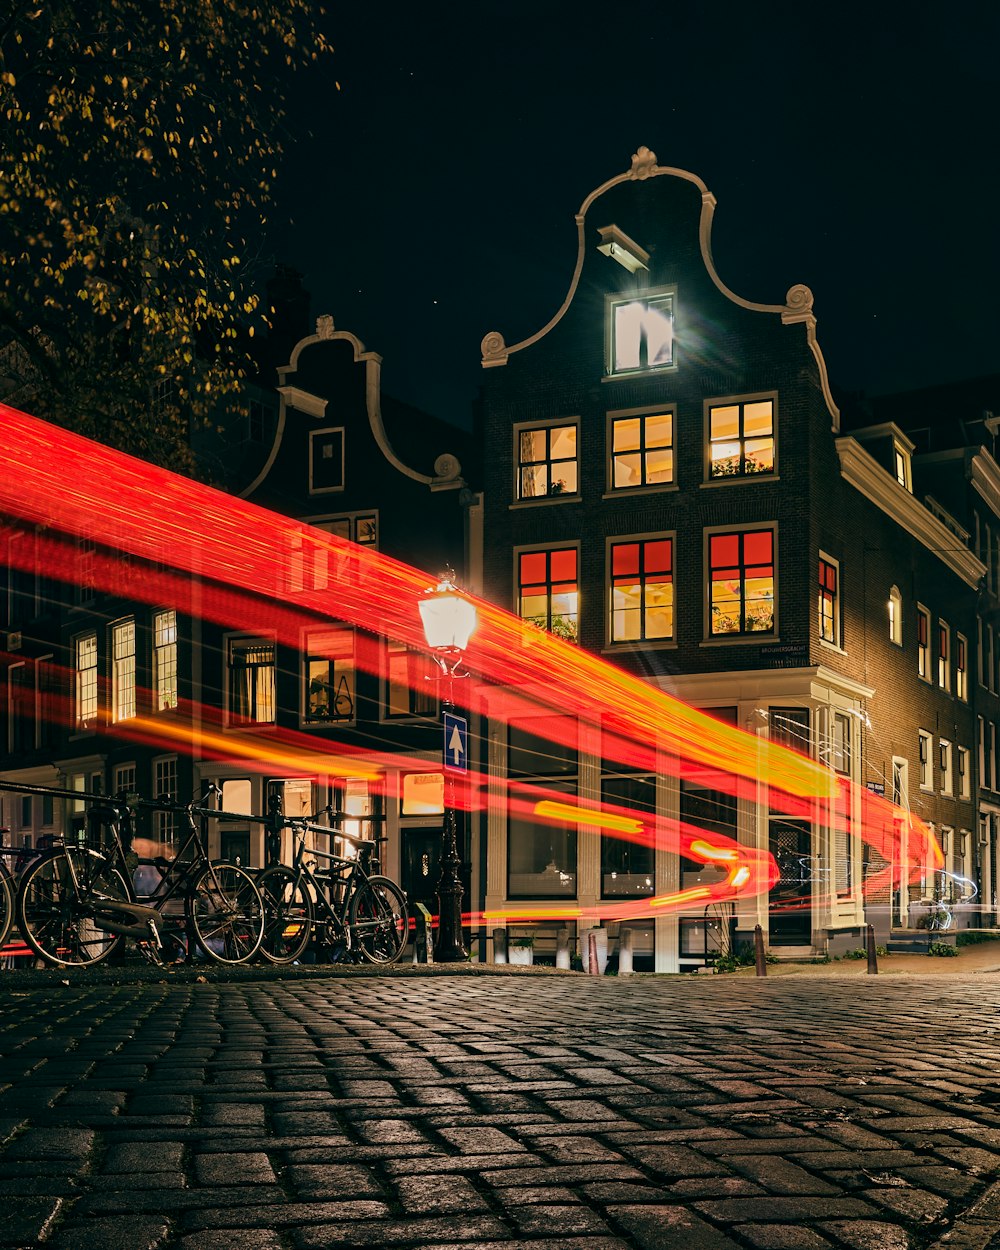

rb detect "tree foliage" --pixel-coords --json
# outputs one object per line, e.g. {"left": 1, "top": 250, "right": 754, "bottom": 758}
{"left": 0, "top": 0, "right": 330, "bottom": 470}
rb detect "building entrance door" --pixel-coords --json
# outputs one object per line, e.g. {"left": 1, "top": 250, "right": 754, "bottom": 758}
{"left": 401, "top": 827, "right": 471, "bottom": 934}
{"left": 768, "top": 818, "right": 813, "bottom": 945}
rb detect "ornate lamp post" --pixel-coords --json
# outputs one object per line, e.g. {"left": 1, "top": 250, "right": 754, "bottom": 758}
{"left": 419, "top": 569, "right": 478, "bottom": 962}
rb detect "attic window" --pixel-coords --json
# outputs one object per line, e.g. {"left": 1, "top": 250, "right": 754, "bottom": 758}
{"left": 893, "top": 440, "right": 912, "bottom": 492}
{"left": 597, "top": 225, "right": 649, "bottom": 274}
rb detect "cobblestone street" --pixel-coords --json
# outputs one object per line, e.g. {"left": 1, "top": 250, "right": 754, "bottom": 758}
{"left": 3, "top": 969, "right": 1000, "bottom": 1249}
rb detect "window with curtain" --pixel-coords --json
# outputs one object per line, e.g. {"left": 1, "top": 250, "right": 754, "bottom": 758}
{"left": 228, "top": 637, "right": 276, "bottom": 724}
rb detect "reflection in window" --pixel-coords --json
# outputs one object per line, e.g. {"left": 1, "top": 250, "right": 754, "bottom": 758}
{"left": 507, "top": 717, "right": 578, "bottom": 900}
{"left": 517, "top": 424, "right": 577, "bottom": 498}
{"left": 305, "top": 629, "right": 355, "bottom": 724}
{"left": 228, "top": 637, "right": 275, "bottom": 724}
{"left": 610, "top": 538, "right": 673, "bottom": 643}
{"left": 611, "top": 411, "right": 673, "bottom": 489}
{"left": 708, "top": 399, "right": 774, "bottom": 478}
{"left": 518, "top": 547, "right": 578, "bottom": 641}
{"left": 386, "top": 640, "right": 436, "bottom": 717}
{"left": 709, "top": 529, "right": 774, "bottom": 635}
{"left": 600, "top": 773, "right": 656, "bottom": 898}
{"left": 609, "top": 292, "right": 674, "bottom": 374}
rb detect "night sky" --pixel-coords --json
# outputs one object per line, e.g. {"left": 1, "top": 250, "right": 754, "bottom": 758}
{"left": 272, "top": 3, "right": 997, "bottom": 429}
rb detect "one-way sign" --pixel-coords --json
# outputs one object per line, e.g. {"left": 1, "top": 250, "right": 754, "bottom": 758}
{"left": 443, "top": 711, "right": 468, "bottom": 773}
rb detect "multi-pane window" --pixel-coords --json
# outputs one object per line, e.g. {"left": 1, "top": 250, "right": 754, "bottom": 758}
{"left": 153, "top": 756, "right": 178, "bottom": 847}
{"left": 309, "top": 428, "right": 345, "bottom": 493}
{"left": 958, "top": 747, "right": 971, "bottom": 800}
{"left": 938, "top": 621, "right": 950, "bottom": 691}
{"left": 111, "top": 620, "right": 136, "bottom": 723}
{"left": 607, "top": 290, "right": 674, "bottom": 375}
{"left": 113, "top": 763, "right": 136, "bottom": 800}
{"left": 324, "top": 513, "right": 378, "bottom": 546}
{"left": 916, "top": 606, "right": 931, "bottom": 680}
{"left": 940, "top": 740, "right": 954, "bottom": 795}
{"left": 228, "top": 637, "right": 275, "bottom": 724}
{"left": 75, "top": 535, "right": 96, "bottom": 606}
{"left": 818, "top": 556, "right": 839, "bottom": 645}
{"left": 600, "top": 772, "right": 656, "bottom": 899}
{"left": 517, "top": 548, "right": 578, "bottom": 641}
{"left": 153, "top": 609, "right": 178, "bottom": 711}
{"left": 507, "top": 716, "right": 578, "bottom": 899}
{"left": 708, "top": 529, "right": 775, "bottom": 635}
{"left": 610, "top": 410, "right": 673, "bottom": 490}
{"left": 888, "top": 586, "right": 902, "bottom": 645}
{"left": 918, "top": 730, "right": 933, "bottom": 790}
{"left": 832, "top": 712, "right": 852, "bottom": 775}
{"left": 386, "top": 640, "right": 436, "bottom": 718}
{"left": 305, "top": 629, "right": 356, "bottom": 724}
{"left": 76, "top": 632, "right": 98, "bottom": 726}
{"left": 516, "top": 423, "right": 578, "bottom": 499}
{"left": 708, "top": 398, "right": 775, "bottom": 478}
{"left": 609, "top": 537, "right": 673, "bottom": 643}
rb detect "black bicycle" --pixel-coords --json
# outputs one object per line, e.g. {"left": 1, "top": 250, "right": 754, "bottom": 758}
{"left": 15, "top": 788, "right": 264, "bottom": 968}
{"left": 256, "top": 807, "right": 408, "bottom": 965}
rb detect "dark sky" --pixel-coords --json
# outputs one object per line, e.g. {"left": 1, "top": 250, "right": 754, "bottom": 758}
{"left": 271, "top": 2, "right": 998, "bottom": 429}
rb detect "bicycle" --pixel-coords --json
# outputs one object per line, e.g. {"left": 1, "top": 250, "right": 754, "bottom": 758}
{"left": 0, "top": 841, "right": 14, "bottom": 952}
{"left": 15, "top": 787, "right": 264, "bottom": 968}
{"left": 256, "top": 806, "right": 408, "bottom": 966}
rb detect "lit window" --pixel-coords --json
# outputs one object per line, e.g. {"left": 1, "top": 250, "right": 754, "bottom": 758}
{"left": 832, "top": 712, "right": 852, "bottom": 775}
{"left": 893, "top": 441, "right": 912, "bottom": 492}
{"left": 708, "top": 398, "right": 775, "bottom": 478}
{"left": 518, "top": 548, "right": 578, "bottom": 642}
{"left": 305, "top": 629, "right": 356, "bottom": 724}
{"left": 888, "top": 586, "right": 902, "bottom": 646}
{"left": 515, "top": 423, "right": 578, "bottom": 499}
{"left": 309, "top": 428, "right": 345, "bottom": 494}
{"left": 386, "top": 640, "right": 436, "bottom": 718}
{"left": 818, "top": 555, "right": 839, "bottom": 646}
{"left": 401, "top": 772, "right": 444, "bottom": 815}
{"left": 228, "top": 637, "right": 275, "bottom": 724}
{"left": 609, "top": 410, "right": 673, "bottom": 489}
{"left": 918, "top": 730, "right": 933, "bottom": 791}
{"left": 609, "top": 537, "right": 673, "bottom": 643}
{"left": 957, "top": 634, "right": 968, "bottom": 701}
{"left": 940, "top": 739, "right": 953, "bottom": 795}
{"left": 153, "top": 609, "right": 178, "bottom": 711}
{"left": 607, "top": 290, "right": 674, "bottom": 375}
{"left": 916, "top": 605, "right": 931, "bottom": 680}
{"left": 708, "top": 529, "right": 775, "bottom": 636}
{"left": 76, "top": 632, "right": 98, "bottom": 725}
{"left": 938, "top": 621, "right": 951, "bottom": 691}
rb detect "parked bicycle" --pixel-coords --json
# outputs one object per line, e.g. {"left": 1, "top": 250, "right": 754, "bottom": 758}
{"left": 0, "top": 838, "right": 14, "bottom": 953}
{"left": 15, "top": 787, "right": 264, "bottom": 968}
{"left": 256, "top": 805, "right": 408, "bottom": 965}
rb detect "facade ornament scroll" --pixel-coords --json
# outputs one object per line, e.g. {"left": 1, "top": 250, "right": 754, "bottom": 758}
{"left": 481, "top": 330, "right": 508, "bottom": 368}
{"left": 316, "top": 314, "right": 335, "bottom": 340}
{"left": 629, "top": 146, "right": 658, "bottom": 179}
{"left": 432, "top": 453, "right": 462, "bottom": 484}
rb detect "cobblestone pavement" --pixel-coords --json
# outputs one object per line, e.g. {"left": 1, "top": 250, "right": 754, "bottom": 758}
{"left": 4, "top": 972, "right": 1000, "bottom": 1250}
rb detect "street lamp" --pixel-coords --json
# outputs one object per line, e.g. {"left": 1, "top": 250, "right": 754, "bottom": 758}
{"left": 419, "top": 569, "right": 478, "bottom": 962}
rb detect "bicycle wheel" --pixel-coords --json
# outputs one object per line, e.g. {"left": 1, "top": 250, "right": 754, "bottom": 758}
{"left": 17, "top": 849, "right": 129, "bottom": 967}
{"left": 188, "top": 862, "right": 264, "bottom": 964}
{"left": 348, "top": 876, "right": 408, "bottom": 965}
{"left": 0, "top": 863, "right": 13, "bottom": 950}
{"left": 257, "top": 866, "right": 313, "bottom": 964}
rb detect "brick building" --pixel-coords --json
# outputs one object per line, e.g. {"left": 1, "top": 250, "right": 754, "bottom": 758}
{"left": 473, "top": 147, "right": 986, "bottom": 970}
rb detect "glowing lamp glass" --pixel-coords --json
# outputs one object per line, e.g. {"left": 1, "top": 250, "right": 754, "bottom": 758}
{"left": 419, "top": 585, "right": 478, "bottom": 653}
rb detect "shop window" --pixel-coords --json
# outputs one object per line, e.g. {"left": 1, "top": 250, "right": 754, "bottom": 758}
{"left": 507, "top": 717, "right": 578, "bottom": 899}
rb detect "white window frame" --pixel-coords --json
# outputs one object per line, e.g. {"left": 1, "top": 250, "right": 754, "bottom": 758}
{"left": 226, "top": 634, "right": 277, "bottom": 726}
{"left": 888, "top": 586, "right": 902, "bottom": 646}
{"left": 818, "top": 551, "right": 841, "bottom": 648}
{"left": 918, "top": 730, "right": 933, "bottom": 791}
{"left": 153, "top": 608, "right": 178, "bottom": 712}
{"left": 605, "top": 285, "right": 676, "bottom": 379}
{"left": 916, "top": 604, "right": 931, "bottom": 682}
{"left": 75, "top": 631, "right": 98, "bottom": 727}
{"left": 956, "top": 632, "right": 968, "bottom": 701}
{"left": 893, "top": 439, "right": 912, "bottom": 492}
{"left": 937, "top": 620, "right": 951, "bottom": 692}
{"left": 308, "top": 427, "right": 346, "bottom": 496}
{"left": 113, "top": 763, "right": 137, "bottom": 800}
{"left": 111, "top": 617, "right": 136, "bottom": 723}
{"left": 958, "top": 746, "right": 971, "bottom": 801}
{"left": 153, "top": 754, "right": 178, "bottom": 847}
{"left": 940, "top": 739, "right": 953, "bottom": 796}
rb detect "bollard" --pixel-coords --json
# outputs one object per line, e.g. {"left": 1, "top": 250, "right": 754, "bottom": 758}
{"left": 618, "top": 927, "right": 633, "bottom": 977}
{"left": 754, "top": 924, "right": 767, "bottom": 977}
{"left": 492, "top": 927, "right": 508, "bottom": 965}
{"left": 588, "top": 931, "right": 600, "bottom": 975}
{"left": 866, "top": 923, "right": 878, "bottom": 975}
{"left": 555, "top": 927, "right": 571, "bottom": 970}
{"left": 412, "top": 904, "right": 434, "bottom": 965}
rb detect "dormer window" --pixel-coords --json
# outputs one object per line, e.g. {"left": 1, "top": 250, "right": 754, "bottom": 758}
{"left": 893, "top": 439, "right": 912, "bottom": 492}
{"left": 606, "top": 287, "right": 675, "bottom": 377}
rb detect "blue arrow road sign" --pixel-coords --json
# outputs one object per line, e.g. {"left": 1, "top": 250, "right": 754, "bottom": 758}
{"left": 443, "top": 711, "right": 468, "bottom": 773}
